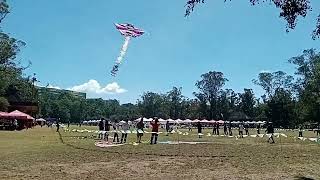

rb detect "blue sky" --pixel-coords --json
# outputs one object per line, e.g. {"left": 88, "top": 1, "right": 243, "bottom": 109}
{"left": 4, "top": 0, "right": 320, "bottom": 103}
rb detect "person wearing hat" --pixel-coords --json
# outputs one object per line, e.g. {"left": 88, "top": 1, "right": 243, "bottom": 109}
{"left": 120, "top": 119, "right": 129, "bottom": 144}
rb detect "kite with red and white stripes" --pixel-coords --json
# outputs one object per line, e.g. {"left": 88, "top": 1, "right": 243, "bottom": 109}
{"left": 111, "top": 23, "right": 144, "bottom": 76}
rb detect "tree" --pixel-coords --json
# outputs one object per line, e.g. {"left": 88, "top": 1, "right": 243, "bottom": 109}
{"left": 0, "top": 96, "right": 9, "bottom": 111}
{"left": 195, "top": 71, "right": 228, "bottom": 119}
{"left": 238, "top": 89, "right": 256, "bottom": 118}
{"left": 253, "top": 71, "right": 297, "bottom": 127}
{"left": 0, "top": 0, "right": 34, "bottom": 106}
{"left": 217, "top": 89, "right": 231, "bottom": 120}
{"left": 266, "top": 89, "right": 297, "bottom": 128}
{"left": 167, "top": 87, "right": 184, "bottom": 119}
{"left": 253, "top": 71, "right": 293, "bottom": 99}
{"left": 138, "top": 92, "right": 169, "bottom": 118}
{"left": 0, "top": 0, "right": 9, "bottom": 24}
{"left": 289, "top": 49, "right": 320, "bottom": 123}
{"left": 185, "top": 0, "right": 319, "bottom": 39}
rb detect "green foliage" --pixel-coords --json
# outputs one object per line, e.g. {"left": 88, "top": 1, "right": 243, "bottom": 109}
{"left": 185, "top": 0, "right": 319, "bottom": 39}
{"left": 0, "top": 0, "right": 9, "bottom": 23}
{"left": 0, "top": 0, "right": 34, "bottom": 106}
{"left": 289, "top": 49, "right": 320, "bottom": 123}
{"left": 253, "top": 70, "right": 297, "bottom": 128}
{"left": 195, "top": 71, "right": 228, "bottom": 119}
{"left": 0, "top": 96, "right": 9, "bottom": 111}
{"left": 38, "top": 89, "right": 141, "bottom": 123}
{"left": 238, "top": 89, "right": 256, "bottom": 118}
{"left": 253, "top": 71, "right": 294, "bottom": 98}
{"left": 138, "top": 92, "right": 168, "bottom": 118}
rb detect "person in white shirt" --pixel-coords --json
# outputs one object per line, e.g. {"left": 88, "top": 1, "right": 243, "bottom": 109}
{"left": 121, "top": 120, "right": 129, "bottom": 144}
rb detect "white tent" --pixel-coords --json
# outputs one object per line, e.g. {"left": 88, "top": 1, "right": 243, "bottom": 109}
{"left": 217, "top": 120, "right": 225, "bottom": 124}
{"left": 183, "top": 119, "right": 192, "bottom": 124}
{"left": 143, "top": 118, "right": 153, "bottom": 122}
{"left": 36, "top": 118, "right": 46, "bottom": 122}
{"left": 200, "top": 119, "right": 209, "bottom": 123}
{"left": 175, "top": 119, "right": 183, "bottom": 123}
{"left": 192, "top": 119, "right": 200, "bottom": 123}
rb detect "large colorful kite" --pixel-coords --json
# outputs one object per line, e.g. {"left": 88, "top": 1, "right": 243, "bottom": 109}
{"left": 111, "top": 23, "right": 144, "bottom": 76}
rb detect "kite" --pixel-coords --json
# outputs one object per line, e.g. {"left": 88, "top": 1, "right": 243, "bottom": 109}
{"left": 111, "top": 23, "right": 144, "bottom": 76}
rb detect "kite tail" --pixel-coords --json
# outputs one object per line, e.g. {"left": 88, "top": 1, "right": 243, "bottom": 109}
{"left": 111, "top": 36, "right": 131, "bottom": 76}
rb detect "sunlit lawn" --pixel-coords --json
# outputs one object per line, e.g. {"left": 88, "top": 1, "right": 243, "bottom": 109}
{"left": 0, "top": 125, "right": 319, "bottom": 179}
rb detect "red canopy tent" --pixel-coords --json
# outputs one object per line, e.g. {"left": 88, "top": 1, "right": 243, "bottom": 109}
{"left": 8, "top": 110, "right": 34, "bottom": 120}
{"left": 0, "top": 112, "right": 10, "bottom": 118}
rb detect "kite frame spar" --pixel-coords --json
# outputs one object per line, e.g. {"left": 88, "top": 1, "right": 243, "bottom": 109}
{"left": 111, "top": 23, "right": 144, "bottom": 76}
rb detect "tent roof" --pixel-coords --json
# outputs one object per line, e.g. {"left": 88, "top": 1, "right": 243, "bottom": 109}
{"left": 183, "top": 119, "right": 192, "bottom": 123}
{"left": 200, "top": 119, "right": 209, "bottom": 123}
{"left": 217, "top": 120, "right": 225, "bottom": 124}
{"left": 0, "top": 111, "right": 9, "bottom": 117}
{"left": 9, "top": 110, "right": 34, "bottom": 120}
{"left": 36, "top": 118, "right": 46, "bottom": 122}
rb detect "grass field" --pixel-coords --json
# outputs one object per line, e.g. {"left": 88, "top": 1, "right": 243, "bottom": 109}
{"left": 1, "top": 125, "right": 320, "bottom": 180}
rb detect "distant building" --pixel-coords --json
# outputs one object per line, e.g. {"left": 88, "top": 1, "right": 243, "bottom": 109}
{"left": 37, "top": 87, "right": 86, "bottom": 99}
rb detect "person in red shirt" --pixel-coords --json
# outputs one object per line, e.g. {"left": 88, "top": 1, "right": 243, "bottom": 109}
{"left": 150, "top": 117, "right": 160, "bottom": 144}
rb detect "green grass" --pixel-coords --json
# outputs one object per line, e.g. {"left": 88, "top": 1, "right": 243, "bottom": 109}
{"left": 0, "top": 125, "right": 320, "bottom": 180}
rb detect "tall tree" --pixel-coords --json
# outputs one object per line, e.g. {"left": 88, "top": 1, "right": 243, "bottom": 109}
{"left": 253, "top": 71, "right": 296, "bottom": 127}
{"left": 0, "top": 0, "right": 34, "bottom": 107}
{"left": 138, "top": 92, "right": 169, "bottom": 118}
{"left": 195, "top": 71, "right": 228, "bottom": 119}
{"left": 167, "top": 87, "right": 183, "bottom": 119}
{"left": 289, "top": 49, "right": 320, "bottom": 123}
{"left": 238, "top": 89, "right": 256, "bottom": 118}
{"left": 253, "top": 71, "right": 293, "bottom": 99}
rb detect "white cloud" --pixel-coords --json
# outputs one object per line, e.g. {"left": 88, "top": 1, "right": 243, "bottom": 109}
{"left": 260, "top": 70, "right": 270, "bottom": 73}
{"left": 69, "top": 80, "right": 127, "bottom": 95}
{"left": 47, "top": 85, "right": 61, "bottom": 89}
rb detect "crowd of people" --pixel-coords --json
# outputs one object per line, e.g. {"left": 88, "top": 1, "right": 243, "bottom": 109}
{"left": 54, "top": 117, "right": 320, "bottom": 145}
{"left": 96, "top": 117, "right": 161, "bottom": 144}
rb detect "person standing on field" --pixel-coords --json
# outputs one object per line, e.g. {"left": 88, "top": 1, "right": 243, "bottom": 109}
{"left": 150, "top": 118, "right": 160, "bottom": 144}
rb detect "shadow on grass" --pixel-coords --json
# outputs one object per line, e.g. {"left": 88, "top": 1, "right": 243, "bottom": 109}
{"left": 294, "top": 176, "right": 314, "bottom": 180}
